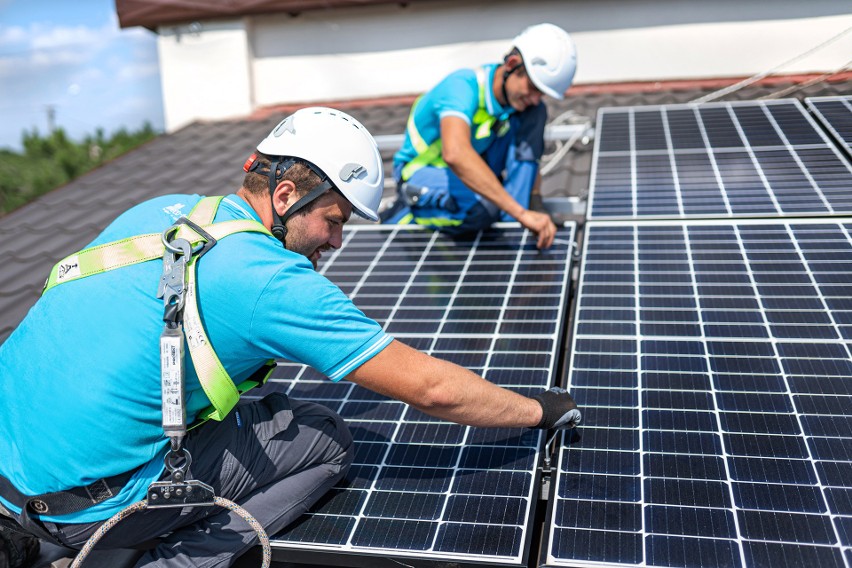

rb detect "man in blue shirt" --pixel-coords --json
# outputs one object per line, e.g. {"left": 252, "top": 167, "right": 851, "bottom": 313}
{"left": 0, "top": 107, "right": 580, "bottom": 567}
{"left": 381, "top": 23, "right": 578, "bottom": 250}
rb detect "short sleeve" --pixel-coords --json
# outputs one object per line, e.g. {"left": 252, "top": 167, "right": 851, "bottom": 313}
{"left": 250, "top": 262, "right": 393, "bottom": 381}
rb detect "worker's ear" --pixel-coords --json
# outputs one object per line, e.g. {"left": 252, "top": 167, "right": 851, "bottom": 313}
{"left": 272, "top": 180, "right": 298, "bottom": 216}
{"left": 505, "top": 52, "right": 524, "bottom": 70}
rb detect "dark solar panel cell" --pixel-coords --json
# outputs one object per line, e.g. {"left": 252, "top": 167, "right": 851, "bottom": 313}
{"left": 719, "top": 411, "right": 801, "bottom": 434}
{"left": 563, "top": 450, "right": 638, "bottom": 475}
{"left": 466, "top": 427, "right": 537, "bottom": 447}
{"left": 725, "top": 433, "right": 809, "bottom": 458}
{"left": 742, "top": 541, "right": 844, "bottom": 568}
{"left": 713, "top": 373, "right": 786, "bottom": 393}
{"left": 372, "top": 466, "right": 452, "bottom": 493}
{"left": 576, "top": 427, "right": 640, "bottom": 451}
{"left": 571, "top": 370, "right": 638, "bottom": 389}
{"left": 815, "top": 461, "right": 852, "bottom": 486}
{"left": 807, "top": 437, "right": 852, "bottom": 461}
{"left": 641, "top": 355, "right": 705, "bottom": 372}
{"left": 716, "top": 392, "right": 793, "bottom": 413}
{"left": 728, "top": 456, "right": 816, "bottom": 484}
{"left": 645, "top": 505, "right": 736, "bottom": 538}
{"left": 558, "top": 474, "right": 641, "bottom": 502}
{"left": 643, "top": 430, "right": 722, "bottom": 455}
{"left": 738, "top": 510, "right": 836, "bottom": 543}
{"left": 801, "top": 415, "right": 852, "bottom": 437}
{"left": 642, "top": 390, "right": 714, "bottom": 411}
{"left": 276, "top": 514, "right": 356, "bottom": 545}
{"left": 362, "top": 491, "right": 444, "bottom": 520}
{"left": 581, "top": 407, "right": 641, "bottom": 429}
{"left": 643, "top": 410, "right": 717, "bottom": 431}
{"left": 459, "top": 446, "right": 535, "bottom": 471}
{"left": 646, "top": 535, "right": 741, "bottom": 568}
{"left": 347, "top": 421, "right": 395, "bottom": 443}
{"left": 394, "top": 423, "right": 466, "bottom": 445}
{"left": 551, "top": 528, "right": 642, "bottom": 564}
{"left": 644, "top": 453, "right": 727, "bottom": 480}
{"left": 733, "top": 481, "right": 825, "bottom": 513}
{"left": 350, "top": 518, "right": 436, "bottom": 549}
{"left": 554, "top": 499, "right": 642, "bottom": 532}
{"left": 443, "top": 495, "right": 526, "bottom": 525}
{"left": 572, "top": 388, "right": 639, "bottom": 407}
{"left": 645, "top": 478, "right": 730, "bottom": 508}
{"left": 450, "top": 470, "right": 531, "bottom": 496}
{"left": 641, "top": 372, "right": 710, "bottom": 390}
{"left": 435, "top": 523, "right": 523, "bottom": 556}
{"left": 825, "top": 488, "right": 852, "bottom": 515}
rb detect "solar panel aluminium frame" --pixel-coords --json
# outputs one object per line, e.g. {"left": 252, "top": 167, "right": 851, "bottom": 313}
{"left": 586, "top": 99, "right": 852, "bottom": 221}
{"left": 252, "top": 222, "right": 578, "bottom": 568}
{"left": 806, "top": 95, "right": 852, "bottom": 157}
{"left": 542, "top": 217, "right": 852, "bottom": 568}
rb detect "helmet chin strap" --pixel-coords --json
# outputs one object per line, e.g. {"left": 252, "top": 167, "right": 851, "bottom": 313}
{"left": 501, "top": 62, "right": 522, "bottom": 108}
{"left": 266, "top": 158, "right": 334, "bottom": 248}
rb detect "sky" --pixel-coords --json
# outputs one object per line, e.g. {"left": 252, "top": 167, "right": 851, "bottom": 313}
{"left": 0, "top": 0, "right": 163, "bottom": 151}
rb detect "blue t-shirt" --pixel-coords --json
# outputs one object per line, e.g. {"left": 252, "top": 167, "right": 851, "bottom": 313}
{"left": 0, "top": 194, "right": 392, "bottom": 523}
{"left": 394, "top": 63, "right": 513, "bottom": 168}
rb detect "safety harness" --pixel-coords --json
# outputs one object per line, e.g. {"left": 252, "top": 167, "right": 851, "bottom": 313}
{"left": 44, "top": 196, "right": 276, "bottom": 426}
{"left": 1, "top": 197, "right": 279, "bottom": 550}
{"left": 400, "top": 66, "right": 510, "bottom": 183}
{"left": 397, "top": 66, "right": 512, "bottom": 228}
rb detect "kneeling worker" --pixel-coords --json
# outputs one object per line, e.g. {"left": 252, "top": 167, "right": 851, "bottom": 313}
{"left": 381, "top": 23, "right": 578, "bottom": 250}
{"left": 0, "top": 107, "right": 580, "bottom": 567}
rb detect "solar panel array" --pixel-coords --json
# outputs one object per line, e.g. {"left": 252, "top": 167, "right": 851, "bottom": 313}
{"left": 262, "top": 223, "right": 576, "bottom": 566}
{"left": 544, "top": 219, "right": 852, "bottom": 568}
{"left": 807, "top": 96, "right": 852, "bottom": 157}
{"left": 588, "top": 99, "right": 852, "bottom": 220}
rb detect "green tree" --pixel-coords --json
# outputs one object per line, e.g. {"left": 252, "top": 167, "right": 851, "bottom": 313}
{"left": 0, "top": 123, "right": 158, "bottom": 215}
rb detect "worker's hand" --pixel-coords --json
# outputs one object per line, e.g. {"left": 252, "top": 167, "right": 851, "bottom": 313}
{"left": 531, "top": 387, "right": 581, "bottom": 429}
{"left": 518, "top": 209, "right": 557, "bottom": 249}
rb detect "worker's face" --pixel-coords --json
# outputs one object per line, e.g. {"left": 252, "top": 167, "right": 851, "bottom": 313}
{"left": 505, "top": 65, "right": 544, "bottom": 112}
{"left": 284, "top": 190, "right": 351, "bottom": 269}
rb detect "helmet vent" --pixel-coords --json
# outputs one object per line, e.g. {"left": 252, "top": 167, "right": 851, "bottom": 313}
{"left": 340, "top": 163, "right": 366, "bottom": 181}
{"left": 273, "top": 116, "right": 296, "bottom": 137}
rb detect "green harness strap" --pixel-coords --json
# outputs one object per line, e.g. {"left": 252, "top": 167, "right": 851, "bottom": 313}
{"left": 43, "top": 196, "right": 276, "bottom": 423}
{"left": 400, "top": 66, "right": 506, "bottom": 183}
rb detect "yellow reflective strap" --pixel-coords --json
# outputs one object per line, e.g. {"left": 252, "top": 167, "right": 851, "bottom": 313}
{"left": 400, "top": 140, "right": 446, "bottom": 181}
{"left": 181, "top": 260, "right": 239, "bottom": 422}
{"left": 187, "top": 196, "right": 224, "bottom": 225}
{"left": 44, "top": 233, "right": 165, "bottom": 293}
{"left": 190, "top": 361, "right": 275, "bottom": 429}
{"left": 412, "top": 216, "right": 463, "bottom": 228}
{"left": 398, "top": 213, "right": 414, "bottom": 225}
{"left": 406, "top": 95, "right": 428, "bottom": 153}
{"left": 179, "top": 220, "right": 272, "bottom": 421}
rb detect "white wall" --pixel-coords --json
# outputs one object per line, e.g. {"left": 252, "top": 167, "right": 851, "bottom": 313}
{"left": 158, "top": 20, "right": 254, "bottom": 131}
{"left": 157, "top": 0, "right": 852, "bottom": 131}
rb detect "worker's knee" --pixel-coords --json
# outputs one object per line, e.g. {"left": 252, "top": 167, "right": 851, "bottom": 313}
{"left": 290, "top": 398, "right": 354, "bottom": 471}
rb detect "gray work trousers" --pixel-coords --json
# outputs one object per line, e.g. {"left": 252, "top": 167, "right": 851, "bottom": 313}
{"left": 40, "top": 394, "right": 353, "bottom": 568}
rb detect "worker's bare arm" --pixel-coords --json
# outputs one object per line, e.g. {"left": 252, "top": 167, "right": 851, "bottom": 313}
{"left": 348, "top": 339, "right": 543, "bottom": 428}
{"left": 440, "top": 116, "right": 555, "bottom": 249}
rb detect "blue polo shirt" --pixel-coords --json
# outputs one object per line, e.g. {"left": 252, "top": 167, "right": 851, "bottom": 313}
{"left": 394, "top": 63, "right": 513, "bottom": 168}
{"left": 0, "top": 194, "right": 392, "bottom": 522}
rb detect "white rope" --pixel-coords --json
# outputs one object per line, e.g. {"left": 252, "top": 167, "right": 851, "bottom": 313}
{"left": 690, "top": 26, "right": 852, "bottom": 104}
{"left": 69, "top": 497, "right": 271, "bottom": 568}
{"left": 757, "top": 58, "right": 852, "bottom": 100}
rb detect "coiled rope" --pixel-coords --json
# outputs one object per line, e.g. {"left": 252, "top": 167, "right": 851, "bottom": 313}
{"left": 69, "top": 497, "right": 271, "bottom": 568}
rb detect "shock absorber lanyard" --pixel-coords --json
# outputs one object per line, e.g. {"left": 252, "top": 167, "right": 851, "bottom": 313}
{"left": 150, "top": 219, "right": 217, "bottom": 508}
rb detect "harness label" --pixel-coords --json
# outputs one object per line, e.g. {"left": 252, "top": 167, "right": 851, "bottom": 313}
{"left": 56, "top": 255, "right": 81, "bottom": 282}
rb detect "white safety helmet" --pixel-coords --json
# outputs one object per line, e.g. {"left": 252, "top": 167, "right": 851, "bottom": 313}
{"left": 512, "top": 23, "right": 577, "bottom": 100}
{"left": 256, "top": 106, "right": 384, "bottom": 222}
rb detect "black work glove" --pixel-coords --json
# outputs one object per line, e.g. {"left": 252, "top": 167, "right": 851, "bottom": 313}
{"left": 531, "top": 387, "right": 581, "bottom": 429}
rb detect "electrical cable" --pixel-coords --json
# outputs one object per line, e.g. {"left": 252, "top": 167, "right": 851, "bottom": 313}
{"left": 539, "top": 109, "right": 591, "bottom": 178}
{"left": 689, "top": 25, "right": 852, "bottom": 104}
{"left": 69, "top": 497, "right": 271, "bottom": 568}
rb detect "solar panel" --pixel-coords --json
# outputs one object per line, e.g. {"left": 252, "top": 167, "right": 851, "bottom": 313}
{"left": 544, "top": 218, "right": 852, "bottom": 567}
{"left": 255, "top": 223, "right": 576, "bottom": 566}
{"left": 807, "top": 96, "right": 852, "bottom": 157}
{"left": 588, "top": 99, "right": 852, "bottom": 220}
